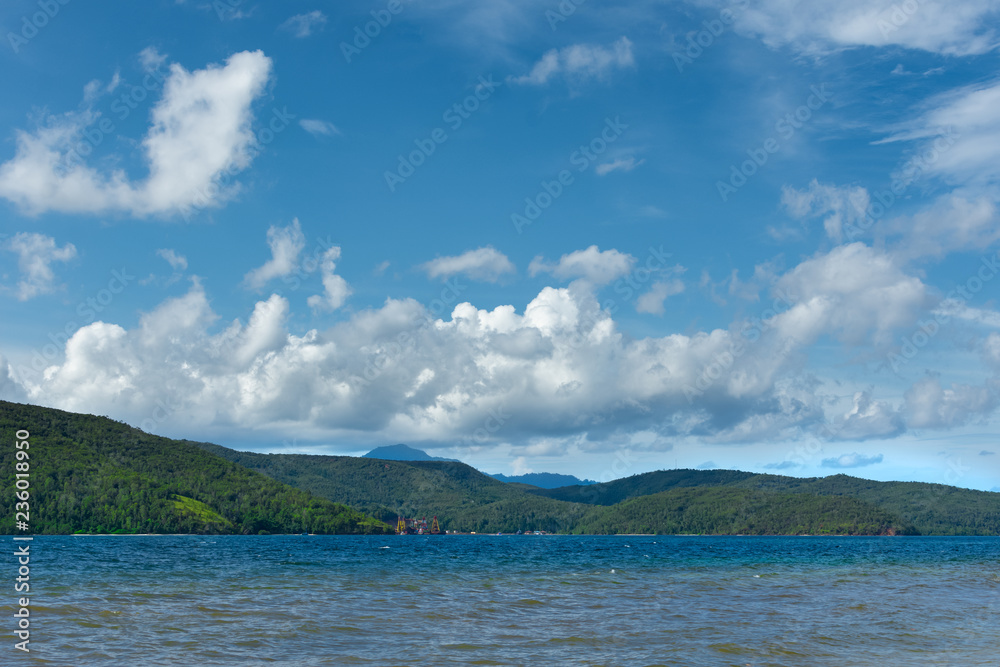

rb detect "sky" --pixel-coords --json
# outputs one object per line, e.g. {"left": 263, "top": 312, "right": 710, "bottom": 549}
{"left": 1, "top": 0, "right": 1000, "bottom": 491}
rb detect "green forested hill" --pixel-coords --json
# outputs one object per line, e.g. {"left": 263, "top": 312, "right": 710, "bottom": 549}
{"left": 573, "top": 487, "right": 918, "bottom": 536}
{"left": 530, "top": 469, "right": 1000, "bottom": 535}
{"left": 193, "top": 443, "right": 591, "bottom": 533}
{"left": 0, "top": 401, "right": 389, "bottom": 535}
{"left": 4, "top": 401, "right": 997, "bottom": 536}
{"left": 531, "top": 469, "right": 759, "bottom": 505}
{"left": 194, "top": 442, "right": 984, "bottom": 535}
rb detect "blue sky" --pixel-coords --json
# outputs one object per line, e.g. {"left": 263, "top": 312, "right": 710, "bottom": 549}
{"left": 2, "top": 0, "right": 1000, "bottom": 490}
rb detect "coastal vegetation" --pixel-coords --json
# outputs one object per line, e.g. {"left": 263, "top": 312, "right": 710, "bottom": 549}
{"left": 0, "top": 401, "right": 390, "bottom": 535}
{"left": 3, "top": 401, "right": 998, "bottom": 536}
{"left": 197, "top": 442, "right": 999, "bottom": 535}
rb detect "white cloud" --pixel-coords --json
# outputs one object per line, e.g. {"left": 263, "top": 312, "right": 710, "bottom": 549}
{"left": 4, "top": 241, "right": 971, "bottom": 448}
{"left": 638, "top": 205, "right": 668, "bottom": 218}
{"left": 308, "top": 246, "right": 352, "bottom": 312}
{"left": 982, "top": 332, "right": 1000, "bottom": 367}
{"left": 699, "top": 0, "right": 1000, "bottom": 55}
{"left": 281, "top": 11, "right": 327, "bottom": 37}
{"left": 934, "top": 299, "right": 1000, "bottom": 329}
{"left": 781, "top": 179, "right": 870, "bottom": 242}
{"left": 156, "top": 248, "right": 188, "bottom": 271}
{"left": 636, "top": 280, "right": 685, "bottom": 315}
{"left": 0, "top": 50, "right": 272, "bottom": 218}
{"left": 903, "top": 374, "right": 998, "bottom": 429}
{"left": 421, "top": 246, "right": 515, "bottom": 283}
{"left": 4, "top": 232, "right": 77, "bottom": 301}
{"left": 595, "top": 156, "right": 644, "bottom": 176}
{"left": 529, "top": 245, "right": 635, "bottom": 286}
{"left": 299, "top": 119, "right": 340, "bottom": 137}
{"left": 0, "top": 354, "right": 27, "bottom": 402}
{"left": 510, "top": 36, "right": 635, "bottom": 86}
{"left": 826, "top": 390, "right": 904, "bottom": 440}
{"left": 243, "top": 219, "right": 306, "bottom": 290}
{"left": 774, "top": 243, "right": 927, "bottom": 346}
{"left": 821, "top": 452, "right": 884, "bottom": 468}
{"left": 881, "top": 81, "right": 1000, "bottom": 188}
{"left": 8, "top": 279, "right": 814, "bottom": 446}
{"left": 511, "top": 456, "right": 534, "bottom": 476}
{"left": 139, "top": 46, "right": 167, "bottom": 73}
{"left": 887, "top": 192, "right": 1000, "bottom": 260}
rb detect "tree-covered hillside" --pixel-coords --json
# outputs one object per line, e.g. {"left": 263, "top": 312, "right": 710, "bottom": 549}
{"left": 573, "top": 487, "right": 918, "bottom": 536}
{"left": 0, "top": 401, "right": 389, "bottom": 535}
{"left": 5, "top": 401, "right": 997, "bottom": 536}
{"left": 193, "top": 443, "right": 591, "bottom": 533}
{"left": 531, "top": 469, "right": 1000, "bottom": 535}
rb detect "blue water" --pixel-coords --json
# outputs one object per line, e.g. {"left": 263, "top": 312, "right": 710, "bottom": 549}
{"left": 8, "top": 535, "right": 999, "bottom": 665}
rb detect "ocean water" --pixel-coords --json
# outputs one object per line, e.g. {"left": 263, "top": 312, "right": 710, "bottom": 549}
{"left": 8, "top": 535, "right": 999, "bottom": 666}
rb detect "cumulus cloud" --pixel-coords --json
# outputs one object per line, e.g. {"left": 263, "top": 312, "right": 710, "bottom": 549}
{"left": 307, "top": 246, "right": 352, "bottom": 312}
{"left": 773, "top": 243, "right": 927, "bottom": 346}
{"left": 698, "top": 0, "right": 1000, "bottom": 56}
{"left": 3, "top": 232, "right": 77, "bottom": 301}
{"left": 636, "top": 280, "right": 685, "bottom": 315}
{"left": 903, "top": 374, "right": 998, "bottom": 429}
{"left": 0, "top": 50, "right": 272, "bottom": 218}
{"left": 421, "top": 246, "right": 515, "bottom": 283}
{"left": 821, "top": 452, "right": 884, "bottom": 469}
{"left": 3, "top": 238, "right": 957, "bottom": 448}
{"left": 299, "top": 119, "right": 340, "bottom": 137}
{"left": 7, "top": 276, "right": 817, "bottom": 447}
{"left": 826, "top": 390, "right": 904, "bottom": 440}
{"left": 281, "top": 11, "right": 327, "bottom": 37}
{"left": 243, "top": 219, "right": 306, "bottom": 290}
{"left": 529, "top": 245, "right": 635, "bottom": 286}
{"left": 156, "top": 248, "right": 188, "bottom": 271}
{"left": 510, "top": 37, "right": 634, "bottom": 86}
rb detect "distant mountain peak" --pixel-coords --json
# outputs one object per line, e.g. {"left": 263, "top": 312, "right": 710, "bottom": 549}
{"left": 362, "top": 444, "right": 459, "bottom": 462}
{"left": 489, "top": 472, "right": 597, "bottom": 488}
